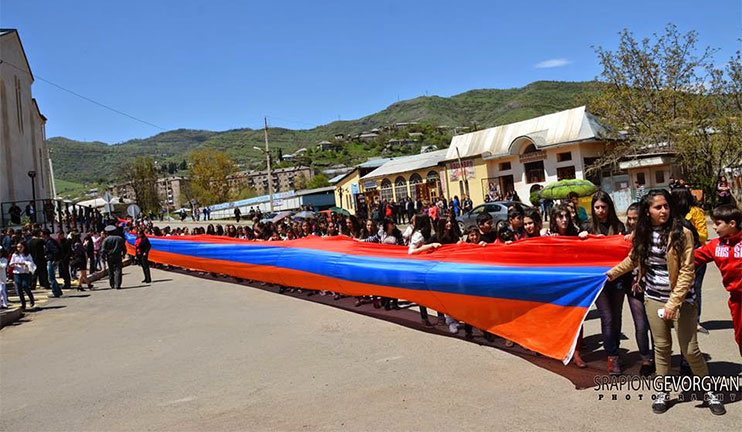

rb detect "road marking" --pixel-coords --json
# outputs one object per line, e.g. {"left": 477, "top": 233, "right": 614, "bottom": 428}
{"left": 159, "top": 396, "right": 197, "bottom": 406}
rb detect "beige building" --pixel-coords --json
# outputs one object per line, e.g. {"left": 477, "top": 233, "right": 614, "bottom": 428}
{"left": 0, "top": 29, "right": 53, "bottom": 211}
{"left": 112, "top": 175, "right": 190, "bottom": 210}
{"left": 442, "top": 106, "right": 619, "bottom": 205}
{"left": 228, "top": 166, "right": 312, "bottom": 195}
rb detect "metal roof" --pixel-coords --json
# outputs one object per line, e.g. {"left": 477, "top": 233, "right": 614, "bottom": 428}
{"left": 445, "top": 106, "right": 605, "bottom": 161}
{"left": 362, "top": 149, "right": 448, "bottom": 180}
{"left": 295, "top": 186, "right": 335, "bottom": 196}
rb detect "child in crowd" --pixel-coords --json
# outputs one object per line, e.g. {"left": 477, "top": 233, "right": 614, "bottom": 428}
{"left": 522, "top": 208, "right": 542, "bottom": 238}
{"left": 623, "top": 202, "right": 655, "bottom": 376}
{"left": 694, "top": 204, "right": 742, "bottom": 357}
{"left": 0, "top": 246, "right": 8, "bottom": 308}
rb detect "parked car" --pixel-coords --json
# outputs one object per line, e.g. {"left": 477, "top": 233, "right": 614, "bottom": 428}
{"left": 455, "top": 201, "right": 531, "bottom": 232}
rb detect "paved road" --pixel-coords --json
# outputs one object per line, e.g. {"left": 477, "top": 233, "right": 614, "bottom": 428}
{"left": 1, "top": 263, "right": 739, "bottom": 431}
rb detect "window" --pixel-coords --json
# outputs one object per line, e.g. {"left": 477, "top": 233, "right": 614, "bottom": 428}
{"left": 557, "top": 152, "right": 572, "bottom": 162}
{"left": 380, "top": 178, "right": 394, "bottom": 202}
{"left": 655, "top": 170, "right": 665, "bottom": 184}
{"left": 636, "top": 172, "right": 646, "bottom": 185}
{"left": 499, "top": 162, "right": 511, "bottom": 171}
{"left": 394, "top": 176, "right": 408, "bottom": 200}
{"left": 409, "top": 173, "right": 422, "bottom": 200}
{"left": 557, "top": 166, "right": 576, "bottom": 180}
{"left": 470, "top": 205, "right": 485, "bottom": 215}
{"left": 485, "top": 203, "right": 502, "bottom": 213}
{"left": 524, "top": 161, "right": 545, "bottom": 184}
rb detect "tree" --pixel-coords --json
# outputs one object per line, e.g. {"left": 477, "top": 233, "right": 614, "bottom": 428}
{"left": 292, "top": 173, "right": 309, "bottom": 191}
{"left": 167, "top": 162, "right": 176, "bottom": 175}
{"left": 590, "top": 24, "right": 742, "bottom": 205}
{"left": 189, "top": 149, "right": 236, "bottom": 205}
{"left": 307, "top": 173, "right": 330, "bottom": 189}
{"left": 179, "top": 159, "right": 187, "bottom": 170}
{"left": 123, "top": 156, "right": 160, "bottom": 213}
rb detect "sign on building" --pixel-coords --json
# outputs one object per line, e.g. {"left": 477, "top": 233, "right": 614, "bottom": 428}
{"left": 447, "top": 160, "right": 475, "bottom": 181}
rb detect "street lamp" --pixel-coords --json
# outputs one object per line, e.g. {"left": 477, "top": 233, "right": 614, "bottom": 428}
{"left": 27, "top": 170, "right": 37, "bottom": 223}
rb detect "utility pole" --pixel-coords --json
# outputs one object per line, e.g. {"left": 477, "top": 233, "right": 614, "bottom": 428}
{"left": 264, "top": 117, "right": 274, "bottom": 212}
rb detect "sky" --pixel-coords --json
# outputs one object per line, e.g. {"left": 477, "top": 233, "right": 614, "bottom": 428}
{"left": 1, "top": 0, "right": 740, "bottom": 143}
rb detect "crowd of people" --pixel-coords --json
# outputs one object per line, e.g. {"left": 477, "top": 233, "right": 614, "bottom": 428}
{"left": 2, "top": 181, "right": 739, "bottom": 416}
{"left": 1, "top": 220, "right": 130, "bottom": 310}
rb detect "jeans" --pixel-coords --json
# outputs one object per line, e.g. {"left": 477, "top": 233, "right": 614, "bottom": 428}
{"left": 626, "top": 290, "right": 653, "bottom": 360}
{"left": 645, "top": 298, "right": 708, "bottom": 377}
{"left": 1, "top": 282, "right": 8, "bottom": 307}
{"left": 59, "top": 259, "right": 71, "bottom": 289}
{"left": 47, "top": 261, "right": 62, "bottom": 297}
{"left": 108, "top": 255, "right": 123, "bottom": 289}
{"left": 140, "top": 253, "right": 151, "bottom": 282}
{"left": 13, "top": 273, "right": 34, "bottom": 309}
{"left": 694, "top": 264, "right": 707, "bottom": 320}
{"left": 595, "top": 279, "right": 625, "bottom": 357}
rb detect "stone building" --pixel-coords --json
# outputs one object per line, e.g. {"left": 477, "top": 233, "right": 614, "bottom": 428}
{"left": 0, "top": 29, "right": 53, "bottom": 212}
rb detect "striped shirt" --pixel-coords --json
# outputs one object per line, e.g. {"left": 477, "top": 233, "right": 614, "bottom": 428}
{"left": 643, "top": 228, "right": 695, "bottom": 304}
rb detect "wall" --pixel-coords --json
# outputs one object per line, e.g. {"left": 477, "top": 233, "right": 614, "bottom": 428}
{"left": 0, "top": 32, "right": 51, "bottom": 210}
{"left": 334, "top": 170, "right": 360, "bottom": 215}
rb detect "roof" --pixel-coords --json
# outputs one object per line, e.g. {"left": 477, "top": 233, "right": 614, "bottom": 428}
{"left": 0, "top": 29, "right": 34, "bottom": 81}
{"left": 446, "top": 106, "right": 604, "bottom": 161}
{"left": 295, "top": 186, "right": 335, "bottom": 196}
{"left": 358, "top": 158, "right": 390, "bottom": 169}
{"left": 362, "top": 149, "right": 448, "bottom": 180}
{"left": 329, "top": 173, "right": 347, "bottom": 184}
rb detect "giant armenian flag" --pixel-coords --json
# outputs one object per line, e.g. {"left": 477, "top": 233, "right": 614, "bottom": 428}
{"left": 125, "top": 233, "right": 630, "bottom": 363}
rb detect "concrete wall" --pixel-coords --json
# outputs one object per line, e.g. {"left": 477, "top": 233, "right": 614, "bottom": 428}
{"left": 334, "top": 170, "right": 360, "bottom": 215}
{"left": 0, "top": 32, "right": 51, "bottom": 210}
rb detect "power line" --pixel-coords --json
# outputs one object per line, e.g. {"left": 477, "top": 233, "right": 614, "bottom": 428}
{"left": 0, "top": 58, "right": 166, "bottom": 131}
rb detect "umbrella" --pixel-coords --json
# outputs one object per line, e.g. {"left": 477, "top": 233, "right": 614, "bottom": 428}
{"left": 270, "top": 211, "right": 293, "bottom": 223}
{"left": 539, "top": 179, "right": 598, "bottom": 200}
{"left": 294, "top": 211, "right": 317, "bottom": 219}
{"left": 328, "top": 206, "right": 350, "bottom": 216}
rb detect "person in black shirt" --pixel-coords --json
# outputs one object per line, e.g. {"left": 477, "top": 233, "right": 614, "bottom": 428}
{"left": 8, "top": 203, "right": 22, "bottom": 225}
{"left": 476, "top": 212, "right": 496, "bottom": 244}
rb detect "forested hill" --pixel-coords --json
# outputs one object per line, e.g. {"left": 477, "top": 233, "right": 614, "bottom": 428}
{"left": 48, "top": 80, "right": 597, "bottom": 188}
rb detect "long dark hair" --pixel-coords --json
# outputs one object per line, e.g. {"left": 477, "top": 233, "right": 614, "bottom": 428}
{"left": 549, "top": 204, "right": 579, "bottom": 236}
{"left": 670, "top": 187, "right": 694, "bottom": 216}
{"left": 631, "top": 189, "right": 686, "bottom": 264}
{"left": 413, "top": 213, "right": 432, "bottom": 240}
{"left": 436, "top": 216, "right": 461, "bottom": 244}
{"left": 589, "top": 191, "right": 623, "bottom": 234}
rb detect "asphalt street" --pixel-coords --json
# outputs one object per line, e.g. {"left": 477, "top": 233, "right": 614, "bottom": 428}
{"left": 0, "top": 262, "right": 740, "bottom": 431}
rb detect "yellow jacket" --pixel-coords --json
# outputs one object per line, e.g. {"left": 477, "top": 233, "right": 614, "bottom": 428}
{"left": 686, "top": 206, "right": 708, "bottom": 244}
{"left": 606, "top": 227, "right": 696, "bottom": 312}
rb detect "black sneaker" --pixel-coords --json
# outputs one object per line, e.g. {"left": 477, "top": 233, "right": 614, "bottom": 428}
{"left": 640, "top": 362, "right": 656, "bottom": 377}
{"left": 652, "top": 392, "right": 670, "bottom": 414}
{"left": 705, "top": 392, "right": 726, "bottom": 416}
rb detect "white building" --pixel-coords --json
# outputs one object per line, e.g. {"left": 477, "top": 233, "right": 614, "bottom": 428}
{"left": 0, "top": 29, "right": 53, "bottom": 212}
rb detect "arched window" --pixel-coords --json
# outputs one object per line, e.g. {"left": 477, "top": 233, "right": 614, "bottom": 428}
{"left": 426, "top": 171, "right": 439, "bottom": 182}
{"left": 523, "top": 143, "right": 538, "bottom": 154}
{"left": 380, "top": 178, "right": 394, "bottom": 202}
{"left": 394, "top": 176, "right": 408, "bottom": 200}
{"left": 409, "top": 173, "right": 423, "bottom": 200}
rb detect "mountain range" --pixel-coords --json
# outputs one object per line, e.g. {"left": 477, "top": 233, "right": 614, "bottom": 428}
{"left": 47, "top": 80, "right": 597, "bottom": 192}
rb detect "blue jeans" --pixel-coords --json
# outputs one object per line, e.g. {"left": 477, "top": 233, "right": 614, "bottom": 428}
{"left": 13, "top": 273, "right": 34, "bottom": 309}
{"left": 47, "top": 261, "right": 62, "bottom": 296}
{"left": 596, "top": 279, "right": 625, "bottom": 357}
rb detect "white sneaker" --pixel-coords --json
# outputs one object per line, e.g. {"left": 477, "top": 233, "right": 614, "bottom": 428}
{"left": 448, "top": 322, "right": 459, "bottom": 334}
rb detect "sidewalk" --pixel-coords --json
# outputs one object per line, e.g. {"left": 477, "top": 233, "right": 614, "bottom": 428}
{"left": 0, "top": 259, "right": 130, "bottom": 329}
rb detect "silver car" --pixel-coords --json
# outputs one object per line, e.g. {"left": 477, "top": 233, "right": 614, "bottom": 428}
{"left": 456, "top": 201, "right": 530, "bottom": 232}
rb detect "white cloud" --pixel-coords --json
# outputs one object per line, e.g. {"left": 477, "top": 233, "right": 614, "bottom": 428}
{"left": 534, "top": 58, "right": 571, "bottom": 69}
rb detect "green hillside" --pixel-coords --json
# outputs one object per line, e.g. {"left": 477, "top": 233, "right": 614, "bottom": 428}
{"left": 48, "top": 80, "right": 597, "bottom": 188}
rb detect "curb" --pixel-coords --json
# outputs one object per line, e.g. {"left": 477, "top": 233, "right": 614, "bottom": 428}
{"left": 0, "top": 307, "right": 23, "bottom": 329}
